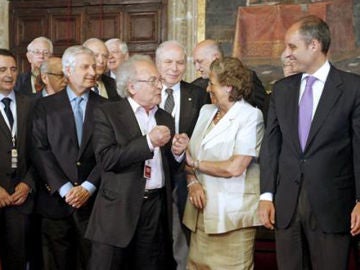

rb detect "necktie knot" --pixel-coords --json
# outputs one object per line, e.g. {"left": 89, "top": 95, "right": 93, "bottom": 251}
{"left": 166, "top": 88, "right": 173, "bottom": 95}
{"left": 2, "top": 97, "right": 11, "bottom": 107}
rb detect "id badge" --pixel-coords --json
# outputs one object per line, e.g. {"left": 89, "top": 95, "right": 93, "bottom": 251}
{"left": 11, "top": 148, "right": 18, "bottom": 169}
{"left": 144, "top": 160, "right": 151, "bottom": 179}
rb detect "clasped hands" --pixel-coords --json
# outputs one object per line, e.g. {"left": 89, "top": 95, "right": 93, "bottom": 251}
{"left": 148, "top": 125, "right": 189, "bottom": 155}
{"left": 65, "top": 186, "right": 90, "bottom": 209}
{"left": 0, "top": 182, "right": 30, "bottom": 208}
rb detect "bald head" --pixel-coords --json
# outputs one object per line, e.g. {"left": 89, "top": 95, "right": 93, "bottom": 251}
{"left": 193, "top": 39, "right": 223, "bottom": 79}
{"left": 40, "top": 57, "right": 67, "bottom": 95}
{"left": 83, "top": 38, "right": 109, "bottom": 78}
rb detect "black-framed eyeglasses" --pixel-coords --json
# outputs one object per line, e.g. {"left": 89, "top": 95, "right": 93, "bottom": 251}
{"left": 134, "top": 76, "right": 163, "bottom": 87}
{"left": 46, "top": 72, "right": 64, "bottom": 78}
{"left": 29, "top": 50, "right": 51, "bottom": 57}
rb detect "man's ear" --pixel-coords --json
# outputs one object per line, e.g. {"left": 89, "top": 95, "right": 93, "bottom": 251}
{"left": 128, "top": 81, "right": 137, "bottom": 96}
{"left": 41, "top": 73, "right": 48, "bottom": 85}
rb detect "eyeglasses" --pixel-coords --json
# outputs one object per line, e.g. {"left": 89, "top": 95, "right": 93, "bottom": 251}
{"left": 46, "top": 72, "right": 64, "bottom": 78}
{"left": 135, "top": 76, "right": 163, "bottom": 87}
{"left": 29, "top": 50, "right": 51, "bottom": 57}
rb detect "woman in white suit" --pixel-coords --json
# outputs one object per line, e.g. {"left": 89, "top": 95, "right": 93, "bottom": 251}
{"left": 183, "top": 57, "right": 264, "bottom": 269}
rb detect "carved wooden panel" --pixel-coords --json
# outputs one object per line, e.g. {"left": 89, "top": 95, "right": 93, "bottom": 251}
{"left": 9, "top": 0, "right": 167, "bottom": 72}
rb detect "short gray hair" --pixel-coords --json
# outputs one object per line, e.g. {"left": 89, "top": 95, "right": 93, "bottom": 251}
{"left": 155, "top": 40, "right": 186, "bottom": 65}
{"left": 27, "top": 36, "right": 53, "bottom": 54}
{"left": 105, "top": 38, "right": 128, "bottom": 54}
{"left": 62, "top": 45, "right": 95, "bottom": 76}
{"left": 116, "top": 54, "right": 154, "bottom": 98}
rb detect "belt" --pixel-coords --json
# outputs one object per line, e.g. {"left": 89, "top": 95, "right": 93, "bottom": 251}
{"left": 143, "top": 188, "right": 163, "bottom": 199}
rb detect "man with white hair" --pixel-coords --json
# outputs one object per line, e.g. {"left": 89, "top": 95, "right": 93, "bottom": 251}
{"left": 156, "top": 40, "right": 208, "bottom": 270}
{"left": 83, "top": 38, "right": 119, "bottom": 100}
{"left": 86, "top": 54, "right": 189, "bottom": 270}
{"left": 15, "top": 36, "right": 53, "bottom": 95}
{"left": 31, "top": 45, "right": 106, "bottom": 270}
{"left": 105, "top": 38, "right": 129, "bottom": 79}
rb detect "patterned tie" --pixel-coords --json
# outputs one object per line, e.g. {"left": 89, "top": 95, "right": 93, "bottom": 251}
{"left": 74, "top": 97, "right": 84, "bottom": 145}
{"left": 92, "top": 84, "right": 99, "bottom": 95}
{"left": 164, "top": 88, "right": 174, "bottom": 114}
{"left": 298, "top": 76, "right": 317, "bottom": 150}
{"left": 2, "top": 97, "right": 14, "bottom": 129}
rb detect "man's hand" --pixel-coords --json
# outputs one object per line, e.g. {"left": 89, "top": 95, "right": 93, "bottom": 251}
{"left": 351, "top": 202, "right": 360, "bottom": 236}
{"left": 258, "top": 200, "right": 275, "bottom": 230}
{"left": 148, "top": 125, "right": 171, "bottom": 147}
{"left": 11, "top": 182, "right": 31, "bottom": 206}
{"left": 65, "top": 186, "right": 90, "bottom": 209}
{"left": 0, "top": 186, "right": 12, "bottom": 208}
{"left": 171, "top": 133, "right": 189, "bottom": 155}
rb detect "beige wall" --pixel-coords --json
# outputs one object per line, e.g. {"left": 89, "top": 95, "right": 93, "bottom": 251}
{"left": 0, "top": 0, "right": 9, "bottom": 49}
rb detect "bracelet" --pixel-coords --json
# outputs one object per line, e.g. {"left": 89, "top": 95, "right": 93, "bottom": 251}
{"left": 187, "top": 179, "right": 199, "bottom": 188}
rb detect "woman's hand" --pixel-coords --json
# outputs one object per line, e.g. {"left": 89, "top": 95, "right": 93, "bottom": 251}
{"left": 188, "top": 182, "right": 206, "bottom": 209}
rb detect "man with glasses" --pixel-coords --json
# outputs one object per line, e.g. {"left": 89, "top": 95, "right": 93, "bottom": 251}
{"left": 86, "top": 55, "right": 189, "bottom": 270}
{"left": 83, "top": 38, "right": 119, "bottom": 101}
{"left": 155, "top": 40, "right": 208, "bottom": 270}
{"left": 39, "top": 57, "right": 67, "bottom": 97}
{"left": 105, "top": 38, "right": 129, "bottom": 80}
{"left": 15, "top": 36, "right": 53, "bottom": 95}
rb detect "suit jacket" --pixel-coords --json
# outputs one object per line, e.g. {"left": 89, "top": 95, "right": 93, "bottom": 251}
{"left": 31, "top": 90, "right": 106, "bottom": 218}
{"left": 101, "top": 74, "right": 120, "bottom": 101}
{"left": 85, "top": 98, "right": 178, "bottom": 248}
{"left": 260, "top": 65, "right": 360, "bottom": 233}
{"left": 191, "top": 70, "right": 267, "bottom": 115}
{"left": 14, "top": 71, "right": 34, "bottom": 96}
{"left": 183, "top": 102, "right": 264, "bottom": 234}
{"left": 0, "top": 92, "right": 35, "bottom": 214}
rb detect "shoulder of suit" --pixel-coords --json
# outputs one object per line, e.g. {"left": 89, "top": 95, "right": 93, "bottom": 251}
{"left": 180, "top": 80, "right": 207, "bottom": 95}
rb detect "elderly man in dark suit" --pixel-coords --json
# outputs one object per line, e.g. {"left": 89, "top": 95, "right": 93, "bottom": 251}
{"left": 192, "top": 39, "right": 267, "bottom": 117}
{"left": 155, "top": 40, "right": 208, "bottom": 270}
{"left": 0, "top": 49, "right": 34, "bottom": 270}
{"left": 14, "top": 36, "right": 53, "bottom": 95}
{"left": 86, "top": 54, "right": 188, "bottom": 270}
{"left": 259, "top": 15, "right": 360, "bottom": 270}
{"left": 83, "top": 38, "right": 119, "bottom": 101}
{"left": 31, "top": 45, "right": 106, "bottom": 270}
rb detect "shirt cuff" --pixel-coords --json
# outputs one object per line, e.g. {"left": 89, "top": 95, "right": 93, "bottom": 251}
{"left": 260, "top": 192, "right": 273, "bottom": 201}
{"left": 58, "top": 182, "right": 74, "bottom": 198}
{"left": 81, "top": 181, "right": 97, "bottom": 196}
{"left": 146, "top": 134, "right": 154, "bottom": 151}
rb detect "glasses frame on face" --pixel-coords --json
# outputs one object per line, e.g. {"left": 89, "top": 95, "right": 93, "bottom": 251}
{"left": 29, "top": 50, "right": 51, "bottom": 57}
{"left": 134, "top": 76, "right": 163, "bottom": 87}
{"left": 46, "top": 72, "right": 65, "bottom": 78}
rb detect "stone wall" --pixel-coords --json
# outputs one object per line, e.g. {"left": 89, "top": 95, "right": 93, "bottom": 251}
{"left": 0, "top": 0, "right": 9, "bottom": 49}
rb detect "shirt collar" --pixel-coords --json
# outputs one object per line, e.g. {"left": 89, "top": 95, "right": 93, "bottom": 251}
{"left": 127, "top": 97, "right": 158, "bottom": 115}
{"left": 66, "top": 86, "right": 89, "bottom": 102}
{"left": 0, "top": 90, "right": 16, "bottom": 102}
{"left": 162, "top": 82, "right": 181, "bottom": 93}
{"left": 301, "top": 60, "right": 330, "bottom": 84}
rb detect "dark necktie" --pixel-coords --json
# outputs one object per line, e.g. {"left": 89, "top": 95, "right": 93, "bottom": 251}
{"left": 164, "top": 88, "right": 175, "bottom": 114}
{"left": 2, "top": 97, "right": 14, "bottom": 129}
{"left": 298, "top": 76, "right": 317, "bottom": 150}
{"left": 92, "top": 84, "right": 99, "bottom": 95}
{"left": 74, "top": 97, "right": 84, "bottom": 145}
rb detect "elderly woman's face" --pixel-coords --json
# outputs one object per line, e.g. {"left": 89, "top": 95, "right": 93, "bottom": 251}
{"left": 207, "top": 71, "right": 230, "bottom": 106}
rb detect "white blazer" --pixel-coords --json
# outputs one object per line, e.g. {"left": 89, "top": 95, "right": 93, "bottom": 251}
{"left": 183, "top": 101, "right": 264, "bottom": 234}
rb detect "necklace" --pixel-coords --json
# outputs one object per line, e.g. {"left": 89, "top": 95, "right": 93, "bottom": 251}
{"left": 214, "top": 110, "right": 223, "bottom": 124}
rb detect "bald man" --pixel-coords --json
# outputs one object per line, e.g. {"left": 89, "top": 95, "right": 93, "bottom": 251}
{"left": 192, "top": 39, "right": 267, "bottom": 116}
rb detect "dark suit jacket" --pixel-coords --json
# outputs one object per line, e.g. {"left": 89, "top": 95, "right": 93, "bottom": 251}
{"left": 14, "top": 72, "right": 34, "bottom": 96}
{"left": 191, "top": 70, "right": 267, "bottom": 115}
{"left": 85, "top": 98, "right": 178, "bottom": 248}
{"left": 0, "top": 92, "right": 35, "bottom": 214}
{"left": 260, "top": 65, "right": 360, "bottom": 233}
{"left": 31, "top": 90, "right": 106, "bottom": 218}
{"left": 101, "top": 74, "right": 120, "bottom": 101}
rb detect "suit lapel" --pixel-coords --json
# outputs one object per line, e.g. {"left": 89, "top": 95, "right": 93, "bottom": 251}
{"left": 179, "top": 82, "right": 195, "bottom": 134}
{"left": 0, "top": 109, "right": 11, "bottom": 138}
{"left": 305, "top": 67, "right": 343, "bottom": 151}
{"left": 118, "top": 99, "right": 143, "bottom": 137}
